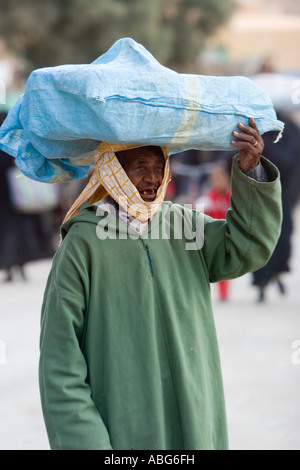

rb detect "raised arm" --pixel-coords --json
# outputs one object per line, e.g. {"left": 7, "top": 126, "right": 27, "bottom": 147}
{"left": 201, "top": 119, "right": 282, "bottom": 282}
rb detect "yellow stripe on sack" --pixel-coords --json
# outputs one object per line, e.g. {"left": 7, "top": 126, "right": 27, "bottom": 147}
{"left": 169, "top": 75, "right": 201, "bottom": 148}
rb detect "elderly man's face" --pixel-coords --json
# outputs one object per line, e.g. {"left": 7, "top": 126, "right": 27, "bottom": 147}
{"left": 116, "top": 146, "right": 165, "bottom": 202}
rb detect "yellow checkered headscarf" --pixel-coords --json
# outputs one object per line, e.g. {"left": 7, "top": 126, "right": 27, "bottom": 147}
{"left": 63, "top": 143, "right": 171, "bottom": 223}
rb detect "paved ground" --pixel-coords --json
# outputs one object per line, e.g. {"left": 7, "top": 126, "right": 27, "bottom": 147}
{"left": 213, "top": 205, "right": 300, "bottom": 450}
{"left": 1, "top": 207, "right": 299, "bottom": 450}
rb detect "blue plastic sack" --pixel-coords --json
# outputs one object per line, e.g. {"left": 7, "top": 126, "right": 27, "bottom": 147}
{"left": 0, "top": 38, "right": 284, "bottom": 183}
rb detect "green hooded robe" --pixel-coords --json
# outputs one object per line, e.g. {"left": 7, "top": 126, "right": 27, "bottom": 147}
{"left": 39, "top": 156, "right": 282, "bottom": 450}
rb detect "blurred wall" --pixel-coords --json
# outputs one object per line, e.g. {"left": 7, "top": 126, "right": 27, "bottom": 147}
{"left": 208, "top": 0, "right": 300, "bottom": 73}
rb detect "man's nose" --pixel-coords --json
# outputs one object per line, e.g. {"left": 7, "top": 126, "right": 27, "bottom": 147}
{"left": 144, "top": 169, "right": 159, "bottom": 184}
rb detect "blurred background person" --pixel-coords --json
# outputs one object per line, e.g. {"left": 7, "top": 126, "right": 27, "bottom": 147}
{"left": 251, "top": 112, "right": 300, "bottom": 302}
{"left": 196, "top": 160, "right": 232, "bottom": 301}
{"left": 0, "top": 113, "right": 56, "bottom": 282}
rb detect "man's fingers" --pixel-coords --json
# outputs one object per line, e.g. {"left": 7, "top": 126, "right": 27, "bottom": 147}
{"left": 238, "top": 122, "right": 258, "bottom": 137}
{"left": 231, "top": 137, "right": 263, "bottom": 153}
{"left": 232, "top": 130, "right": 258, "bottom": 145}
{"left": 231, "top": 139, "right": 259, "bottom": 151}
{"left": 231, "top": 118, "right": 264, "bottom": 159}
{"left": 232, "top": 118, "right": 264, "bottom": 170}
{"left": 234, "top": 119, "right": 263, "bottom": 145}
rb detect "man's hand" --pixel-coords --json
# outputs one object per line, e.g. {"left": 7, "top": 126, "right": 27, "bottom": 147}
{"left": 231, "top": 118, "right": 264, "bottom": 171}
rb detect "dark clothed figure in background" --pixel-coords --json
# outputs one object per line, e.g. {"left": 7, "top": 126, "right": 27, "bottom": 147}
{"left": 0, "top": 113, "right": 55, "bottom": 282}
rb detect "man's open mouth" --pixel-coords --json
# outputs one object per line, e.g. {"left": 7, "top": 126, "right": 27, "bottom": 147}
{"left": 139, "top": 189, "right": 157, "bottom": 200}
{"left": 142, "top": 189, "right": 155, "bottom": 195}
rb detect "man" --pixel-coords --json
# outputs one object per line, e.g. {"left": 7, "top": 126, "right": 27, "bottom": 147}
{"left": 39, "top": 119, "right": 282, "bottom": 450}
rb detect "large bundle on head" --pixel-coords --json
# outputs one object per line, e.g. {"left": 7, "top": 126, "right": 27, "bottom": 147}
{"left": 0, "top": 38, "right": 284, "bottom": 184}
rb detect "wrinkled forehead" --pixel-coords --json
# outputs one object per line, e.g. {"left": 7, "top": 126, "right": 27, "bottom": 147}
{"left": 116, "top": 146, "right": 165, "bottom": 166}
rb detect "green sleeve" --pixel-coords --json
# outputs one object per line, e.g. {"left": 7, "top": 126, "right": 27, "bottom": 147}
{"left": 202, "top": 155, "right": 282, "bottom": 282}
{"left": 39, "top": 230, "right": 112, "bottom": 450}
